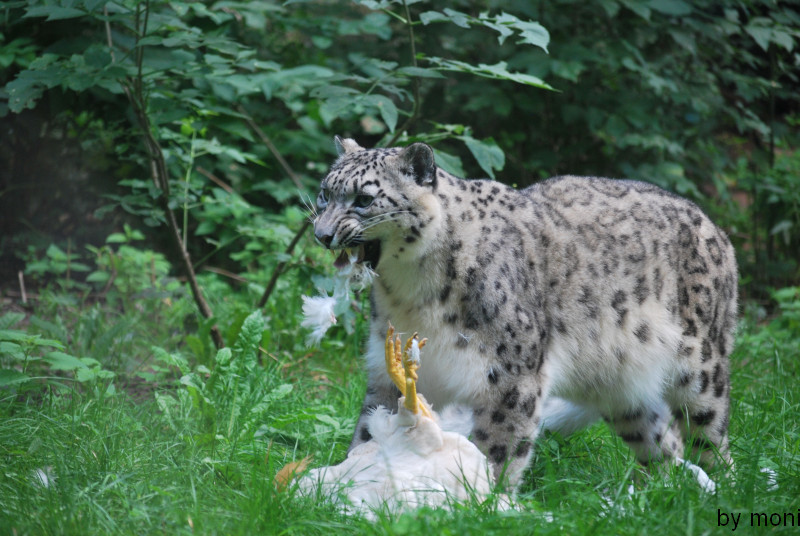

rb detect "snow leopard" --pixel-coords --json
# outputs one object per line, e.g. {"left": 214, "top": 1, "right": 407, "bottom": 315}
{"left": 312, "top": 137, "right": 737, "bottom": 487}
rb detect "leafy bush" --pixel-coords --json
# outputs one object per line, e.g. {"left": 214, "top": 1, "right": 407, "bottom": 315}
{"left": 3, "top": 1, "right": 797, "bottom": 312}
{"left": 0, "top": 311, "right": 115, "bottom": 392}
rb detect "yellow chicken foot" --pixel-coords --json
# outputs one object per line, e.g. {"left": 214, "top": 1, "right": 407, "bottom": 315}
{"left": 384, "top": 323, "right": 433, "bottom": 418}
{"left": 385, "top": 324, "right": 406, "bottom": 395}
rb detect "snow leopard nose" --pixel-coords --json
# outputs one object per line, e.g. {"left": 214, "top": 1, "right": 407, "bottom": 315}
{"left": 314, "top": 210, "right": 338, "bottom": 248}
{"left": 314, "top": 228, "right": 335, "bottom": 248}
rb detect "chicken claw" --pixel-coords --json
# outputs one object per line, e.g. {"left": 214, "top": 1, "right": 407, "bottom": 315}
{"left": 385, "top": 323, "right": 432, "bottom": 418}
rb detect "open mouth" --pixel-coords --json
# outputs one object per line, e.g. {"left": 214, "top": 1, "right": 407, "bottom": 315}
{"left": 332, "top": 241, "right": 381, "bottom": 271}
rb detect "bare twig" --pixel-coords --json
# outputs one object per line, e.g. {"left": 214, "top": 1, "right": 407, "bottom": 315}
{"left": 66, "top": 238, "right": 72, "bottom": 286}
{"left": 17, "top": 271, "right": 27, "bottom": 304}
{"left": 257, "top": 220, "right": 311, "bottom": 309}
{"left": 236, "top": 104, "right": 304, "bottom": 190}
{"left": 104, "top": 5, "right": 225, "bottom": 350}
{"left": 99, "top": 249, "right": 118, "bottom": 297}
{"left": 387, "top": 0, "right": 421, "bottom": 147}
{"left": 203, "top": 266, "right": 250, "bottom": 284}
{"left": 196, "top": 165, "right": 234, "bottom": 193}
{"left": 234, "top": 105, "right": 311, "bottom": 310}
{"left": 160, "top": 183, "right": 226, "bottom": 349}
{"left": 258, "top": 346, "right": 280, "bottom": 363}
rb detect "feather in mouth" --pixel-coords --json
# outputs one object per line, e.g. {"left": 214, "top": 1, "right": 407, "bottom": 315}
{"left": 333, "top": 246, "right": 363, "bottom": 270}
{"left": 332, "top": 241, "right": 381, "bottom": 271}
{"left": 302, "top": 240, "right": 380, "bottom": 346}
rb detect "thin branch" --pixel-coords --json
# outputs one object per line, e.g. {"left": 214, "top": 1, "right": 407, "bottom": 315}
{"left": 257, "top": 219, "right": 311, "bottom": 309}
{"left": 387, "top": 0, "right": 421, "bottom": 147}
{"left": 196, "top": 165, "right": 234, "bottom": 193}
{"left": 17, "top": 271, "right": 27, "bottom": 304}
{"left": 236, "top": 104, "right": 304, "bottom": 190}
{"left": 104, "top": 6, "right": 225, "bottom": 350}
{"left": 154, "top": 150, "right": 226, "bottom": 349}
{"left": 204, "top": 266, "right": 250, "bottom": 284}
{"left": 237, "top": 103, "right": 314, "bottom": 310}
{"left": 99, "top": 249, "right": 118, "bottom": 298}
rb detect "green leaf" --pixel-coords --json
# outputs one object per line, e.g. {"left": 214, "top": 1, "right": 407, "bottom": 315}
{"left": 195, "top": 220, "right": 217, "bottom": 235}
{"left": 0, "top": 341, "right": 25, "bottom": 360}
{"left": 620, "top": 0, "right": 651, "bottom": 20}
{"left": 432, "top": 149, "right": 466, "bottom": 177}
{"left": 771, "top": 29, "right": 795, "bottom": 53}
{"left": 551, "top": 60, "right": 587, "bottom": 82}
{"left": 255, "top": 383, "right": 294, "bottom": 409}
{"left": 352, "top": 0, "right": 396, "bottom": 9}
{"left": 234, "top": 311, "right": 263, "bottom": 371}
{"left": 69, "top": 262, "right": 92, "bottom": 272}
{"left": 337, "top": 12, "right": 392, "bottom": 40}
{"left": 770, "top": 220, "right": 793, "bottom": 236}
{"left": 270, "top": 383, "right": 293, "bottom": 400}
{"left": 420, "top": 10, "right": 549, "bottom": 52}
{"left": 28, "top": 316, "right": 66, "bottom": 344}
{"left": 490, "top": 12, "right": 549, "bottom": 51}
{"left": 152, "top": 346, "right": 190, "bottom": 374}
{"left": 80, "top": 357, "right": 101, "bottom": 368}
{"left": 364, "top": 94, "right": 398, "bottom": 132}
{"left": 24, "top": 6, "right": 86, "bottom": 21}
{"left": 0, "top": 369, "right": 30, "bottom": 386}
{"left": 126, "top": 228, "right": 145, "bottom": 240}
{"left": 43, "top": 351, "right": 87, "bottom": 371}
{"left": 46, "top": 244, "right": 67, "bottom": 261}
{"left": 598, "top": 0, "right": 621, "bottom": 17}
{"left": 0, "top": 313, "right": 25, "bottom": 330}
{"left": 86, "top": 271, "right": 111, "bottom": 284}
{"left": 318, "top": 96, "right": 356, "bottom": 127}
{"left": 76, "top": 368, "right": 98, "bottom": 382}
{"left": 669, "top": 30, "right": 697, "bottom": 54}
{"left": 744, "top": 23, "right": 772, "bottom": 51}
{"left": 0, "top": 330, "right": 29, "bottom": 343}
{"left": 396, "top": 66, "right": 445, "bottom": 79}
{"left": 771, "top": 287, "right": 799, "bottom": 303}
{"left": 425, "top": 58, "right": 555, "bottom": 91}
{"left": 647, "top": 0, "right": 691, "bottom": 16}
{"left": 106, "top": 232, "right": 127, "bottom": 243}
{"left": 419, "top": 11, "right": 449, "bottom": 25}
{"left": 479, "top": 15, "right": 514, "bottom": 44}
{"left": 83, "top": 0, "right": 109, "bottom": 13}
{"left": 315, "top": 413, "right": 342, "bottom": 427}
{"left": 442, "top": 8, "right": 471, "bottom": 29}
{"left": 215, "top": 347, "right": 232, "bottom": 366}
{"left": 460, "top": 136, "right": 505, "bottom": 179}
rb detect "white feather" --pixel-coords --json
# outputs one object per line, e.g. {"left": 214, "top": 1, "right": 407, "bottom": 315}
{"left": 301, "top": 294, "right": 337, "bottom": 346}
{"left": 677, "top": 458, "right": 717, "bottom": 494}
{"left": 301, "top": 253, "right": 377, "bottom": 346}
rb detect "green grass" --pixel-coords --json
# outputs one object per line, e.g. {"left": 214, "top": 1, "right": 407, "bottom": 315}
{"left": 1, "top": 285, "right": 799, "bottom": 535}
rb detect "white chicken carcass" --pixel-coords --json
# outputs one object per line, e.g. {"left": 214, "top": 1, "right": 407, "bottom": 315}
{"left": 297, "top": 325, "right": 504, "bottom": 518}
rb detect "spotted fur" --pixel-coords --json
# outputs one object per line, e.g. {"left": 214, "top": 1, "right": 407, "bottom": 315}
{"left": 313, "top": 137, "right": 737, "bottom": 488}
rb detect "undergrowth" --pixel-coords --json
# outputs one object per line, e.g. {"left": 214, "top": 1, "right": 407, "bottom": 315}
{"left": 1, "top": 249, "right": 799, "bottom": 534}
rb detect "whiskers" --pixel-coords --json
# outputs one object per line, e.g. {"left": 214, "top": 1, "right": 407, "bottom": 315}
{"left": 360, "top": 210, "right": 413, "bottom": 232}
{"left": 299, "top": 190, "right": 318, "bottom": 223}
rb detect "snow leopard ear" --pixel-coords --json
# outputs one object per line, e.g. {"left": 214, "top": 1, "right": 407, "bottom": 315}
{"left": 397, "top": 142, "right": 437, "bottom": 188}
{"left": 334, "top": 136, "right": 364, "bottom": 155}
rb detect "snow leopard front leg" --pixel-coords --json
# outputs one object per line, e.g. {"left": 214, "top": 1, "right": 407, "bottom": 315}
{"left": 348, "top": 330, "right": 402, "bottom": 451}
{"left": 471, "top": 352, "right": 546, "bottom": 489}
{"left": 349, "top": 379, "right": 400, "bottom": 451}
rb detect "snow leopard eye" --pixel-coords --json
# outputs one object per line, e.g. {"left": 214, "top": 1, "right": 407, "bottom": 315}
{"left": 353, "top": 194, "right": 374, "bottom": 209}
{"left": 318, "top": 188, "right": 330, "bottom": 207}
